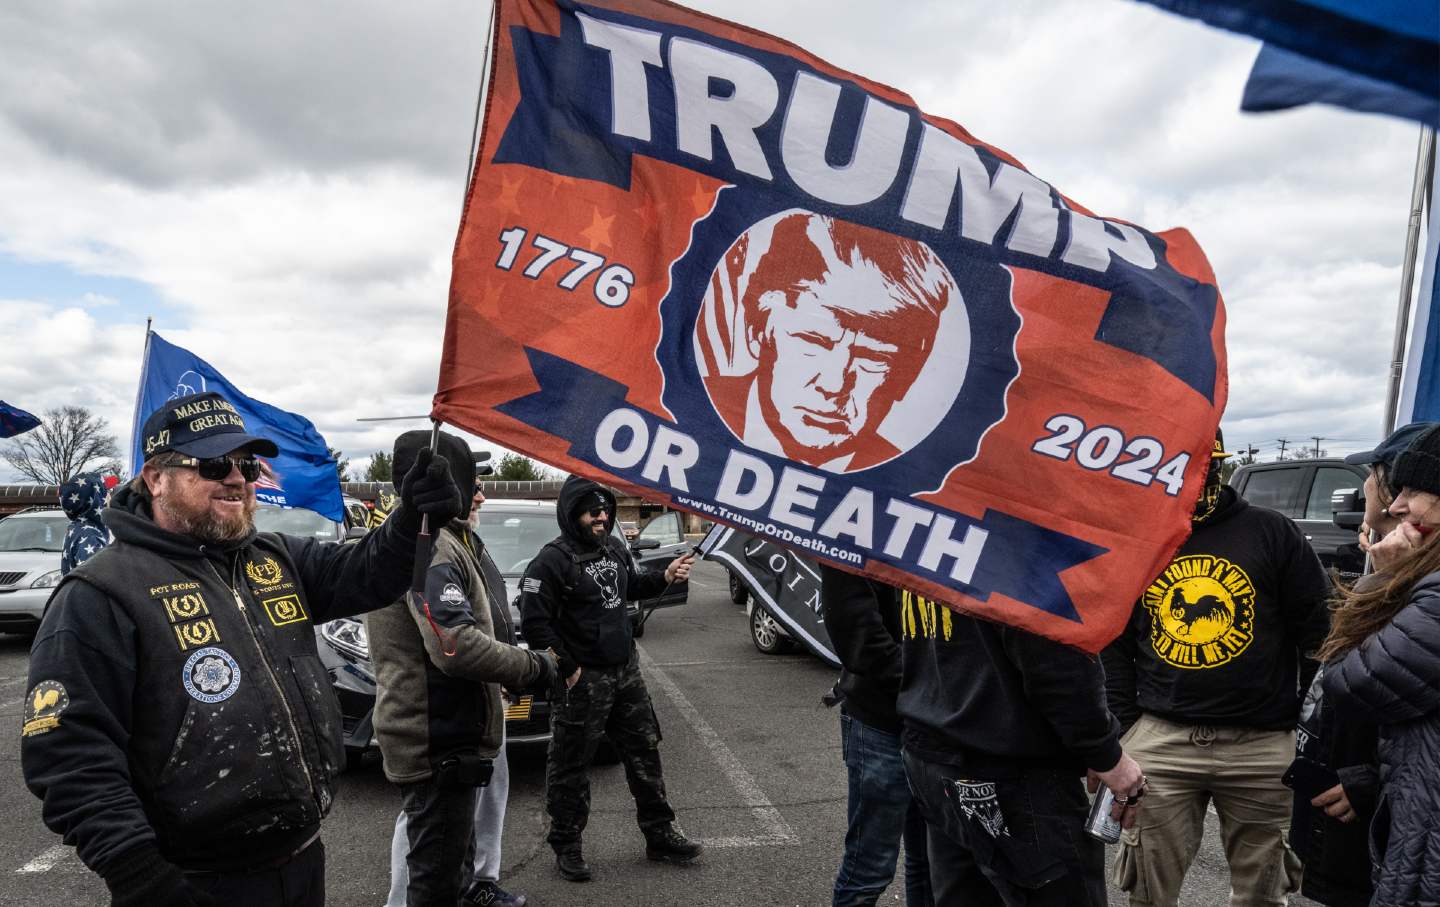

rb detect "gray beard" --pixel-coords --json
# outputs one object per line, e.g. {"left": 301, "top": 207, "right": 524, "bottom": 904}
{"left": 156, "top": 495, "right": 256, "bottom": 544}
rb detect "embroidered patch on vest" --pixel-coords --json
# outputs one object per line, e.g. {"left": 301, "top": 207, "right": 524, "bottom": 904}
{"left": 182, "top": 648, "right": 241, "bottom": 704}
{"left": 245, "top": 556, "right": 285, "bottom": 589}
{"left": 262, "top": 593, "right": 308, "bottom": 627}
{"left": 160, "top": 590, "right": 210, "bottom": 623}
{"left": 174, "top": 617, "right": 222, "bottom": 651}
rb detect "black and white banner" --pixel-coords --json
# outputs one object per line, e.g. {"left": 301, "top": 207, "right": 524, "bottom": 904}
{"left": 701, "top": 524, "right": 838, "bottom": 667}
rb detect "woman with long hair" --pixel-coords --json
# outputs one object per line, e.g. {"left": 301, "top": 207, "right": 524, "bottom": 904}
{"left": 1321, "top": 425, "right": 1440, "bottom": 905}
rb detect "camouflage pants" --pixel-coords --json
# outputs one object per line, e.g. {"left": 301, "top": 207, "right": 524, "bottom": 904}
{"left": 545, "top": 647, "right": 675, "bottom": 850}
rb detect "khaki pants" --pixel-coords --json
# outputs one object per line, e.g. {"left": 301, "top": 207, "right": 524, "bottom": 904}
{"left": 1111, "top": 714, "right": 1302, "bottom": 907}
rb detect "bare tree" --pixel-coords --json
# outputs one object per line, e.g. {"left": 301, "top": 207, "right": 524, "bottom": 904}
{"left": 0, "top": 406, "right": 122, "bottom": 485}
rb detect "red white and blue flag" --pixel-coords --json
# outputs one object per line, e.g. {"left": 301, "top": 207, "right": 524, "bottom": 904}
{"left": 433, "top": 0, "right": 1228, "bottom": 652}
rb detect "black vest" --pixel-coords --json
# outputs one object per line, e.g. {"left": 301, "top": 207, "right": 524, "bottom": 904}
{"left": 67, "top": 532, "right": 342, "bottom": 865}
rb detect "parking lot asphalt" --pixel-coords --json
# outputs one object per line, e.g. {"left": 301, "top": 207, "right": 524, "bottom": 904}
{"left": 1, "top": 559, "right": 1322, "bottom": 905}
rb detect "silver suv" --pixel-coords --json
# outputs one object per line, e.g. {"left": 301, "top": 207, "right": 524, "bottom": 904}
{"left": 0, "top": 508, "right": 69, "bottom": 635}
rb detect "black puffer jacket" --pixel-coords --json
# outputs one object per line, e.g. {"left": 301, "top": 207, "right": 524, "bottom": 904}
{"left": 1323, "top": 572, "right": 1440, "bottom": 906}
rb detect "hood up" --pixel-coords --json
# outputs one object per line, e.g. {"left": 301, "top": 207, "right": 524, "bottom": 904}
{"left": 556, "top": 474, "right": 617, "bottom": 549}
{"left": 60, "top": 473, "right": 107, "bottom": 521}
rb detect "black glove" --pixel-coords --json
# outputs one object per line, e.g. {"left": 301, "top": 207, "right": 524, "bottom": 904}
{"left": 528, "top": 648, "right": 559, "bottom": 694}
{"left": 103, "top": 843, "right": 219, "bottom": 907}
{"left": 398, "top": 448, "right": 462, "bottom": 528}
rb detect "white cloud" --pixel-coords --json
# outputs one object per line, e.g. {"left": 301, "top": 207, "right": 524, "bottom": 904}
{"left": 0, "top": 0, "right": 1423, "bottom": 484}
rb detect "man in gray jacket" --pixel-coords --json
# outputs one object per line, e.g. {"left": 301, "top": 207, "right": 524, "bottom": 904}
{"left": 367, "top": 431, "right": 557, "bottom": 906}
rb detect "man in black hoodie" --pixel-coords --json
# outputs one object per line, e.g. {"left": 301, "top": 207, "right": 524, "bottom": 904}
{"left": 1102, "top": 433, "right": 1330, "bottom": 905}
{"left": 21, "top": 392, "right": 461, "bottom": 907}
{"left": 898, "top": 584, "right": 1144, "bottom": 905}
{"left": 519, "top": 475, "right": 701, "bottom": 882}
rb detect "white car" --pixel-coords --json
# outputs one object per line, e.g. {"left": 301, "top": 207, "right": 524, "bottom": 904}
{"left": 0, "top": 509, "right": 69, "bottom": 636}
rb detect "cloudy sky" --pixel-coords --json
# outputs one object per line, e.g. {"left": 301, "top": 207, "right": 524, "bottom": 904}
{"left": 0, "top": 0, "right": 1423, "bottom": 482}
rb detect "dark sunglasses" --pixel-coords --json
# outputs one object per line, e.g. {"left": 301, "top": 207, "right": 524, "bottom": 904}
{"left": 173, "top": 455, "right": 262, "bottom": 482}
{"left": 587, "top": 506, "right": 610, "bottom": 519}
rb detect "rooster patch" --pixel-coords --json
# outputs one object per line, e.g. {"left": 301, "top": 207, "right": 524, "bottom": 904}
{"left": 1142, "top": 555, "right": 1255, "bottom": 669}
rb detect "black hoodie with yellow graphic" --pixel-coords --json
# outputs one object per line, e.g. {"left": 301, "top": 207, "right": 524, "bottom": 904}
{"left": 518, "top": 475, "right": 669, "bottom": 676}
{"left": 1102, "top": 486, "right": 1332, "bottom": 732}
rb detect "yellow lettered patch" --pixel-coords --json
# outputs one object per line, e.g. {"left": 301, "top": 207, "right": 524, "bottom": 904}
{"left": 262, "top": 594, "right": 308, "bottom": 627}
{"left": 162, "top": 591, "right": 210, "bottom": 623}
{"left": 245, "top": 557, "right": 285, "bottom": 589}
{"left": 174, "top": 617, "right": 222, "bottom": 651}
{"left": 22, "top": 680, "right": 70, "bottom": 738}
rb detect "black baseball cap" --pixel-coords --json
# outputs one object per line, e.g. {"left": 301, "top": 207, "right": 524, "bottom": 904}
{"left": 1344, "top": 421, "right": 1436, "bottom": 469}
{"left": 140, "top": 392, "right": 279, "bottom": 461}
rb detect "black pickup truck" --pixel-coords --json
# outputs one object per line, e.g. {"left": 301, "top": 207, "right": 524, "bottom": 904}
{"left": 1228, "top": 458, "right": 1368, "bottom": 574}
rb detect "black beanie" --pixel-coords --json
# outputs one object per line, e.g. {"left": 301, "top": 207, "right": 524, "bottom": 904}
{"left": 392, "top": 429, "right": 474, "bottom": 522}
{"left": 1389, "top": 424, "right": 1440, "bottom": 497}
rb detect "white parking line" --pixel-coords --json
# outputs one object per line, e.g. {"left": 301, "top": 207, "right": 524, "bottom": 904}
{"left": 16, "top": 845, "right": 69, "bottom": 874}
{"left": 637, "top": 645, "right": 797, "bottom": 848}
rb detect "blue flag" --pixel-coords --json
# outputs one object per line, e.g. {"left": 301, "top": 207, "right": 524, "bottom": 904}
{"left": 0, "top": 401, "right": 41, "bottom": 438}
{"left": 1243, "top": 43, "right": 1440, "bottom": 126}
{"left": 132, "top": 331, "right": 344, "bottom": 522}
{"left": 1138, "top": 0, "right": 1439, "bottom": 100}
{"left": 1396, "top": 171, "right": 1440, "bottom": 426}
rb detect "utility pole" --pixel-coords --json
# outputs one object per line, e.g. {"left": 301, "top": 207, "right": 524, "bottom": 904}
{"left": 1242, "top": 443, "right": 1259, "bottom": 465}
{"left": 1311, "top": 436, "right": 1324, "bottom": 457}
{"left": 1277, "top": 439, "right": 1289, "bottom": 460}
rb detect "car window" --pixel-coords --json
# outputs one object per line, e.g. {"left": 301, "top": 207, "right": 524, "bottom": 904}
{"left": 252, "top": 506, "right": 343, "bottom": 541}
{"left": 0, "top": 515, "right": 69, "bottom": 552}
{"left": 1238, "top": 468, "right": 1303, "bottom": 517}
{"left": 639, "top": 512, "right": 684, "bottom": 546}
{"left": 475, "top": 509, "right": 557, "bottom": 575}
{"left": 1305, "top": 467, "right": 1363, "bottom": 520}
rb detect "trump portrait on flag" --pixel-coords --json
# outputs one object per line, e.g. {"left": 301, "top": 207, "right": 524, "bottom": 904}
{"left": 697, "top": 209, "right": 965, "bottom": 474}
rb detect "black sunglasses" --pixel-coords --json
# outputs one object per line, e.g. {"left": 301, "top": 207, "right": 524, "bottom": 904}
{"left": 587, "top": 506, "right": 610, "bottom": 518}
{"left": 173, "top": 455, "right": 262, "bottom": 482}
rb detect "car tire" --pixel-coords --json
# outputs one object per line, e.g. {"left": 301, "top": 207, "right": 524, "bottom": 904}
{"left": 728, "top": 571, "right": 748, "bottom": 605}
{"left": 749, "top": 605, "right": 792, "bottom": 655}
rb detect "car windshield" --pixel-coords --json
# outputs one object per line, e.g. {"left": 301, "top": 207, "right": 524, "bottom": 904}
{"left": 475, "top": 509, "right": 559, "bottom": 575}
{"left": 252, "top": 506, "right": 341, "bottom": 541}
{"left": 0, "top": 514, "right": 70, "bottom": 552}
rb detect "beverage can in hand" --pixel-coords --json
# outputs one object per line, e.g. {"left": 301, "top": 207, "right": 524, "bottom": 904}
{"left": 1084, "top": 784, "right": 1122, "bottom": 843}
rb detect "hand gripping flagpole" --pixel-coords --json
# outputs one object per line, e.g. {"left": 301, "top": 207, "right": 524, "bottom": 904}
{"left": 410, "top": 420, "right": 460, "bottom": 656}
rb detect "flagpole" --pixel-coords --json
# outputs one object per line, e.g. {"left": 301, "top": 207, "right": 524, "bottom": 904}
{"left": 1383, "top": 126, "right": 1436, "bottom": 433}
{"left": 129, "top": 317, "right": 155, "bottom": 477}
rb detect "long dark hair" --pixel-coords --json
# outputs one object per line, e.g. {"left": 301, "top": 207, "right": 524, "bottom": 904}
{"left": 1319, "top": 526, "right": 1440, "bottom": 662}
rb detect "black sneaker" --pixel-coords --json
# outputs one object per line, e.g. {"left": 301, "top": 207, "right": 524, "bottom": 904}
{"left": 555, "top": 848, "right": 592, "bottom": 882}
{"left": 466, "top": 880, "right": 528, "bottom": 906}
{"left": 644, "top": 825, "right": 703, "bottom": 864}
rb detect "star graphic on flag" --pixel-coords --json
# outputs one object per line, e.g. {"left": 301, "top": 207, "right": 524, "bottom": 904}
{"left": 580, "top": 210, "right": 615, "bottom": 248}
{"left": 83, "top": 545, "right": 96, "bottom": 555}
{"left": 690, "top": 183, "right": 716, "bottom": 217}
{"left": 68, "top": 493, "right": 79, "bottom": 503}
{"left": 496, "top": 175, "right": 523, "bottom": 214}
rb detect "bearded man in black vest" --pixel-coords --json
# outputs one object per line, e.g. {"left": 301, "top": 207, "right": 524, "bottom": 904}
{"left": 21, "top": 393, "right": 461, "bottom": 907}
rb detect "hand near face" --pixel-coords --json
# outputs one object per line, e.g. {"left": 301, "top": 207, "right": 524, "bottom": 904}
{"left": 1369, "top": 521, "right": 1428, "bottom": 572}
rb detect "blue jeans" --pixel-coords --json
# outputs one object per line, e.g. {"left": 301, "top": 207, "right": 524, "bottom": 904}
{"left": 834, "top": 713, "right": 934, "bottom": 907}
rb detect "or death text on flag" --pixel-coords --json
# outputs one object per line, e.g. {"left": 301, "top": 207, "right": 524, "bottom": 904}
{"left": 133, "top": 331, "right": 344, "bottom": 522}
{"left": 433, "top": 0, "right": 1228, "bottom": 652}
